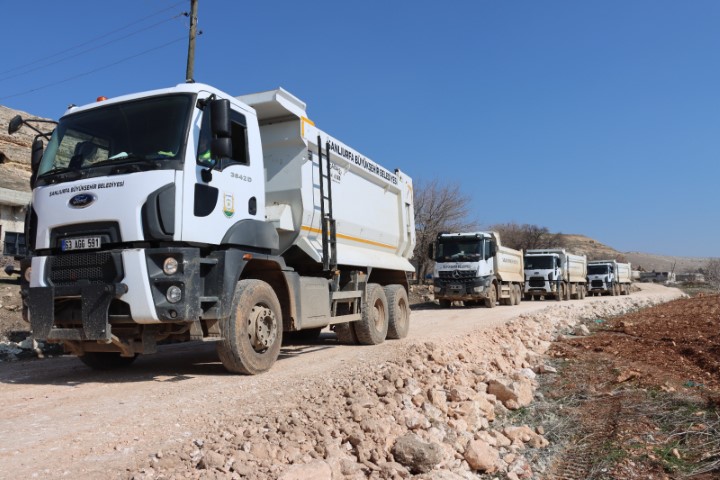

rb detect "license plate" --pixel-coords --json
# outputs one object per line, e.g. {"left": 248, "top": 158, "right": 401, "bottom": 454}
{"left": 449, "top": 284, "right": 463, "bottom": 290}
{"left": 61, "top": 236, "right": 102, "bottom": 251}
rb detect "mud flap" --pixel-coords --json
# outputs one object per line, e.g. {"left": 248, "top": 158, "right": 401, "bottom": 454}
{"left": 28, "top": 284, "right": 128, "bottom": 341}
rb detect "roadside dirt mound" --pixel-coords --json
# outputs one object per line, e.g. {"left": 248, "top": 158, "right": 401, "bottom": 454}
{"left": 542, "top": 294, "right": 720, "bottom": 479}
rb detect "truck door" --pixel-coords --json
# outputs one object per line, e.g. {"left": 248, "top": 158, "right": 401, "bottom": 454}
{"left": 181, "top": 98, "right": 265, "bottom": 245}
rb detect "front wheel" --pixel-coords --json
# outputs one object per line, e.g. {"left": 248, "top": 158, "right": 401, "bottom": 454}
{"left": 217, "top": 279, "right": 283, "bottom": 375}
{"left": 484, "top": 284, "right": 497, "bottom": 308}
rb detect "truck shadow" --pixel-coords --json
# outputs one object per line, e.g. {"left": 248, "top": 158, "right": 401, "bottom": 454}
{"left": 0, "top": 334, "right": 342, "bottom": 386}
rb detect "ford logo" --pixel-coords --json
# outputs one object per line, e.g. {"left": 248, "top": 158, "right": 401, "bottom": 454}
{"left": 68, "top": 193, "right": 96, "bottom": 208}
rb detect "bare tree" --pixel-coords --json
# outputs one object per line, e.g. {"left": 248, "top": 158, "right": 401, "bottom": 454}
{"left": 489, "top": 222, "right": 565, "bottom": 252}
{"left": 413, "top": 179, "right": 478, "bottom": 280}
{"left": 704, "top": 258, "right": 720, "bottom": 284}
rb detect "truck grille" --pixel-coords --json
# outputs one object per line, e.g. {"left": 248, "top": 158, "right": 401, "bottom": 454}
{"left": 439, "top": 270, "right": 475, "bottom": 279}
{"left": 48, "top": 252, "right": 123, "bottom": 286}
{"left": 529, "top": 276, "right": 545, "bottom": 288}
{"left": 591, "top": 279, "right": 604, "bottom": 288}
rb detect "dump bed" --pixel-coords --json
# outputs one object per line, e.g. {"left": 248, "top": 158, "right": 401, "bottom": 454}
{"left": 494, "top": 243, "right": 524, "bottom": 283}
{"left": 238, "top": 89, "right": 415, "bottom": 273}
{"left": 565, "top": 253, "right": 588, "bottom": 283}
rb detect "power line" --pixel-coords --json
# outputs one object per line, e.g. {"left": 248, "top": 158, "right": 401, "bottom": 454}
{"left": 0, "top": 1, "right": 186, "bottom": 77}
{"left": 0, "top": 35, "right": 190, "bottom": 101}
{"left": 0, "top": 13, "right": 186, "bottom": 84}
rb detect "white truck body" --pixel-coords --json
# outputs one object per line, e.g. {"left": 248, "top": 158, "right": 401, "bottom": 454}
{"left": 587, "top": 260, "right": 632, "bottom": 296}
{"left": 432, "top": 231, "right": 524, "bottom": 308}
{"left": 523, "top": 248, "right": 587, "bottom": 300}
{"left": 23, "top": 83, "right": 415, "bottom": 373}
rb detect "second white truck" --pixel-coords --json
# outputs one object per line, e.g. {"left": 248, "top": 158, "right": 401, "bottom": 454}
{"left": 431, "top": 232, "right": 524, "bottom": 308}
{"left": 523, "top": 249, "right": 587, "bottom": 301}
{"left": 587, "top": 260, "right": 632, "bottom": 296}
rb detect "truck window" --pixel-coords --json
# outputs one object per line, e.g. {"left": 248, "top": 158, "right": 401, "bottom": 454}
{"left": 197, "top": 106, "right": 249, "bottom": 167}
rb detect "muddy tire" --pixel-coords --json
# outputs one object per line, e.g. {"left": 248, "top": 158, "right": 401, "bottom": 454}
{"left": 354, "top": 284, "right": 388, "bottom": 345}
{"left": 484, "top": 284, "right": 497, "bottom": 308}
{"left": 217, "top": 279, "right": 283, "bottom": 375}
{"left": 513, "top": 285, "right": 521, "bottom": 305}
{"left": 79, "top": 352, "right": 137, "bottom": 370}
{"left": 556, "top": 283, "right": 563, "bottom": 301}
{"left": 384, "top": 285, "right": 410, "bottom": 340}
{"left": 566, "top": 283, "right": 573, "bottom": 301}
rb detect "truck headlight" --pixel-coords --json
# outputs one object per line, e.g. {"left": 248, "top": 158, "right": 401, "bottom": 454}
{"left": 473, "top": 286, "right": 484, "bottom": 293}
{"left": 166, "top": 285, "right": 182, "bottom": 303}
{"left": 163, "top": 257, "right": 179, "bottom": 275}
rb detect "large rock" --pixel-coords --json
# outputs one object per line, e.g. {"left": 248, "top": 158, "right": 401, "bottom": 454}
{"left": 391, "top": 433, "right": 443, "bottom": 474}
{"left": 487, "top": 376, "right": 533, "bottom": 410}
{"left": 463, "top": 439, "right": 499, "bottom": 473}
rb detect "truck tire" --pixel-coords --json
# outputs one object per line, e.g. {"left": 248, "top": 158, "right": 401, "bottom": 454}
{"left": 439, "top": 299, "right": 451, "bottom": 308}
{"left": 566, "top": 283, "right": 573, "bottom": 301}
{"left": 579, "top": 286, "right": 586, "bottom": 299}
{"left": 515, "top": 285, "right": 522, "bottom": 304}
{"left": 610, "top": 283, "right": 617, "bottom": 296}
{"left": 556, "top": 283, "right": 563, "bottom": 301}
{"left": 354, "top": 283, "right": 388, "bottom": 345}
{"left": 384, "top": 285, "right": 410, "bottom": 340}
{"left": 79, "top": 352, "right": 137, "bottom": 370}
{"left": 217, "top": 279, "right": 283, "bottom": 375}
{"left": 484, "top": 284, "right": 497, "bottom": 308}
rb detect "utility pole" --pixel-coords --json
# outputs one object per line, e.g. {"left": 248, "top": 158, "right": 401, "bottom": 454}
{"left": 185, "top": 0, "right": 198, "bottom": 82}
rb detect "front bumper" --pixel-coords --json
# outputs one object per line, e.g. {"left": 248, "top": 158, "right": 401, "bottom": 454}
{"left": 28, "top": 247, "right": 204, "bottom": 341}
{"left": 433, "top": 276, "right": 491, "bottom": 300}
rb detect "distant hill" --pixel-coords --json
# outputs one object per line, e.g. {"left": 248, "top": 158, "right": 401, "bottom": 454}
{"left": 558, "top": 233, "right": 711, "bottom": 273}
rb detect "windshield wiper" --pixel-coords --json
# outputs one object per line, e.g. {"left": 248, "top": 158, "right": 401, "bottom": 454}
{"left": 39, "top": 167, "right": 84, "bottom": 182}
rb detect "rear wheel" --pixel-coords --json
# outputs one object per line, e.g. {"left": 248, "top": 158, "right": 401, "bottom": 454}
{"left": 385, "top": 285, "right": 410, "bottom": 339}
{"left": 217, "top": 279, "right": 283, "bottom": 375}
{"left": 514, "top": 285, "right": 522, "bottom": 304}
{"left": 566, "top": 283, "right": 573, "bottom": 300}
{"left": 354, "top": 284, "right": 388, "bottom": 345}
{"left": 556, "top": 283, "right": 563, "bottom": 301}
{"left": 79, "top": 352, "right": 137, "bottom": 370}
{"left": 484, "top": 284, "right": 497, "bottom": 308}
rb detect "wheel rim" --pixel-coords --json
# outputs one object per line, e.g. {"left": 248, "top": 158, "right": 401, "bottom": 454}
{"left": 373, "top": 298, "right": 386, "bottom": 331}
{"left": 247, "top": 304, "right": 278, "bottom": 352}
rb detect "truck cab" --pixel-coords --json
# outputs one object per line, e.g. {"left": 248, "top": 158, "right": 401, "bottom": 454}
{"left": 523, "top": 252, "right": 563, "bottom": 300}
{"left": 431, "top": 232, "right": 524, "bottom": 308}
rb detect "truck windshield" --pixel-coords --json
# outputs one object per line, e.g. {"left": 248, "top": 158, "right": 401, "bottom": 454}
{"left": 36, "top": 94, "right": 194, "bottom": 185}
{"left": 588, "top": 265, "right": 610, "bottom": 275}
{"left": 436, "top": 238, "right": 482, "bottom": 262}
{"left": 524, "top": 256, "right": 554, "bottom": 270}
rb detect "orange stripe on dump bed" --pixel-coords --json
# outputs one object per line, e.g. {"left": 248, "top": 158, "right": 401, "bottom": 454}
{"left": 301, "top": 225, "right": 396, "bottom": 250}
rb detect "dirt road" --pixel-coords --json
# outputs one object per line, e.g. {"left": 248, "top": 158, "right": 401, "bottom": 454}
{"left": 0, "top": 283, "right": 682, "bottom": 479}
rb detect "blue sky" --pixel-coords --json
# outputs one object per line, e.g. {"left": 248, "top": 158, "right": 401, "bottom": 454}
{"left": 2, "top": 1, "right": 719, "bottom": 257}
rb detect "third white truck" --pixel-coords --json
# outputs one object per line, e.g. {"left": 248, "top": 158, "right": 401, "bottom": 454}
{"left": 523, "top": 249, "right": 587, "bottom": 301}
{"left": 587, "top": 260, "right": 632, "bottom": 296}
{"left": 431, "top": 232, "right": 524, "bottom": 308}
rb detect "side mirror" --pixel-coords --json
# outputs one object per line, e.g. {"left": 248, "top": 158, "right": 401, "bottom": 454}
{"left": 31, "top": 139, "right": 43, "bottom": 172}
{"left": 210, "top": 99, "right": 231, "bottom": 137}
{"left": 8, "top": 115, "right": 23, "bottom": 135}
{"left": 427, "top": 243, "right": 435, "bottom": 261}
{"left": 211, "top": 137, "right": 232, "bottom": 161}
{"left": 488, "top": 241, "right": 497, "bottom": 258}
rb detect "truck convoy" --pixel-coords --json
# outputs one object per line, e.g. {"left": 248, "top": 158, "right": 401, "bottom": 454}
{"left": 587, "top": 260, "right": 632, "bottom": 296}
{"left": 431, "top": 231, "right": 524, "bottom": 308}
{"left": 523, "top": 249, "right": 587, "bottom": 301}
{"left": 15, "top": 83, "right": 415, "bottom": 374}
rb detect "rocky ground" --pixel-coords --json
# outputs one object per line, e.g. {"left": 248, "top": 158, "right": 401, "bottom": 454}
{"left": 2, "top": 283, "right": 716, "bottom": 479}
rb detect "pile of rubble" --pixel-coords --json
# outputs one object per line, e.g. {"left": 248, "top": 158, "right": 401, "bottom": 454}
{"left": 130, "top": 296, "right": 668, "bottom": 480}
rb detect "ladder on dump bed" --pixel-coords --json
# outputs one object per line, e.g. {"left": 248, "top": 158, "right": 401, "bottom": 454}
{"left": 317, "top": 136, "right": 337, "bottom": 272}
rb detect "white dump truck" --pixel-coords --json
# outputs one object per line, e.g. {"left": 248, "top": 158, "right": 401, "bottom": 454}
{"left": 431, "top": 231, "right": 524, "bottom": 308}
{"left": 587, "top": 260, "right": 632, "bottom": 296}
{"left": 17, "top": 83, "right": 415, "bottom": 374}
{"left": 523, "top": 249, "right": 587, "bottom": 301}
